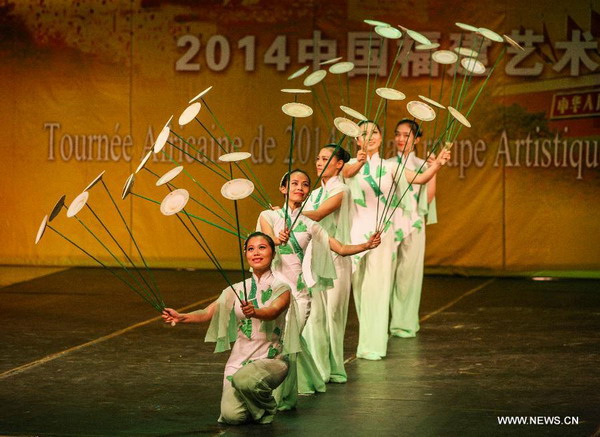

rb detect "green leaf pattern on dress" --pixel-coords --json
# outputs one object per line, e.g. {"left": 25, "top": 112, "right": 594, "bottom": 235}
{"left": 261, "top": 287, "right": 272, "bottom": 305}
{"left": 395, "top": 228, "right": 405, "bottom": 242}
{"left": 278, "top": 244, "right": 294, "bottom": 255}
{"left": 239, "top": 318, "right": 252, "bottom": 339}
{"left": 354, "top": 190, "right": 367, "bottom": 207}
{"left": 267, "top": 345, "right": 279, "bottom": 359}
{"left": 312, "top": 188, "right": 324, "bottom": 208}
{"left": 362, "top": 161, "right": 385, "bottom": 200}
{"left": 293, "top": 221, "right": 307, "bottom": 233}
{"left": 296, "top": 274, "right": 306, "bottom": 291}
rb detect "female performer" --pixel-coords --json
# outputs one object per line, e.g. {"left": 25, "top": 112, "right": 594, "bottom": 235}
{"left": 387, "top": 119, "right": 437, "bottom": 338}
{"left": 302, "top": 144, "right": 353, "bottom": 383}
{"left": 342, "top": 121, "right": 450, "bottom": 360}
{"left": 257, "top": 169, "right": 380, "bottom": 409}
{"left": 162, "top": 232, "right": 300, "bottom": 425}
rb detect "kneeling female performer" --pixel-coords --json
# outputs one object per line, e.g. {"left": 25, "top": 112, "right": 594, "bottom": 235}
{"left": 162, "top": 232, "right": 299, "bottom": 425}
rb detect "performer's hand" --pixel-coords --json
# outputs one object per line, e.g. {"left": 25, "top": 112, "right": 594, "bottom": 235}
{"left": 241, "top": 301, "right": 256, "bottom": 318}
{"left": 162, "top": 308, "right": 183, "bottom": 326}
{"left": 367, "top": 232, "right": 381, "bottom": 249}
{"left": 357, "top": 149, "right": 367, "bottom": 163}
{"left": 278, "top": 228, "right": 290, "bottom": 245}
{"left": 426, "top": 152, "right": 437, "bottom": 166}
{"left": 436, "top": 149, "right": 451, "bottom": 166}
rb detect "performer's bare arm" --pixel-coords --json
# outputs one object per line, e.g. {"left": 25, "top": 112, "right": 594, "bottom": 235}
{"left": 241, "top": 291, "right": 291, "bottom": 321}
{"left": 302, "top": 192, "right": 343, "bottom": 221}
{"left": 342, "top": 149, "right": 367, "bottom": 178}
{"left": 404, "top": 149, "right": 451, "bottom": 185}
{"left": 426, "top": 153, "right": 438, "bottom": 203}
{"left": 328, "top": 232, "right": 381, "bottom": 256}
{"left": 162, "top": 301, "right": 217, "bottom": 324}
{"left": 427, "top": 175, "right": 437, "bottom": 203}
{"left": 259, "top": 216, "right": 290, "bottom": 245}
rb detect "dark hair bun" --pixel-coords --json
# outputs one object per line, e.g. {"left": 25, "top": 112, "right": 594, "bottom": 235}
{"left": 324, "top": 143, "right": 351, "bottom": 163}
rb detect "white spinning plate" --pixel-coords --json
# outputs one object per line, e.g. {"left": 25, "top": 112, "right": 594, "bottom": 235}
{"left": 221, "top": 179, "right": 255, "bottom": 200}
{"left": 178, "top": 102, "right": 201, "bottom": 126}
{"left": 455, "top": 22, "right": 478, "bottom": 32}
{"left": 340, "top": 105, "right": 368, "bottom": 121}
{"left": 320, "top": 57, "right": 343, "bottom": 65}
{"left": 334, "top": 117, "right": 361, "bottom": 138}
{"left": 503, "top": 34, "right": 525, "bottom": 51}
{"left": 189, "top": 86, "right": 213, "bottom": 104}
{"left": 448, "top": 106, "right": 471, "bottom": 128}
{"left": 418, "top": 95, "right": 445, "bottom": 109}
{"left": 454, "top": 47, "right": 479, "bottom": 58}
{"left": 461, "top": 57, "right": 486, "bottom": 75}
{"left": 478, "top": 27, "right": 504, "bottom": 43}
{"left": 303, "top": 70, "right": 327, "bottom": 87}
{"left": 406, "top": 29, "right": 431, "bottom": 45}
{"left": 364, "top": 19, "right": 390, "bottom": 27}
{"left": 329, "top": 61, "right": 354, "bottom": 74}
{"left": 121, "top": 174, "right": 135, "bottom": 200}
{"left": 375, "top": 26, "right": 402, "bottom": 39}
{"left": 153, "top": 126, "right": 170, "bottom": 154}
{"left": 49, "top": 195, "right": 66, "bottom": 222}
{"left": 135, "top": 150, "right": 153, "bottom": 174}
{"left": 282, "top": 102, "right": 313, "bottom": 118}
{"left": 281, "top": 88, "right": 311, "bottom": 94}
{"left": 35, "top": 215, "right": 48, "bottom": 245}
{"left": 288, "top": 65, "right": 309, "bottom": 80}
{"left": 432, "top": 50, "right": 458, "bottom": 64}
{"left": 156, "top": 166, "right": 184, "bottom": 187}
{"left": 376, "top": 87, "right": 406, "bottom": 101}
{"left": 416, "top": 43, "right": 440, "bottom": 51}
{"left": 407, "top": 101, "right": 436, "bottom": 122}
{"left": 84, "top": 171, "right": 105, "bottom": 192}
{"left": 67, "top": 191, "right": 89, "bottom": 218}
{"left": 218, "top": 152, "right": 252, "bottom": 162}
{"left": 160, "top": 189, "right": 190, "bottom": 215}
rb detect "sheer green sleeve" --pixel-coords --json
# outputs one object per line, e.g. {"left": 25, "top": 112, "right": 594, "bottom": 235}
{"left": 342, "top": 170, "right": 367, "bottom": 210}
{"left": 204, "top": 288, "right": 238, "bottom": 353}
{"left": 416, "top": 162, "right": 437, "bottom": 224}
{"left": 395, "top": 171, "right": 415, "bottom": 216}
{"left": 257, "top": 278, "right": 301, "bottom": 355}
{"left": 425, "top": 195, "right": 437, "bottom": 225}
{"left": 327, "top": 184, "right": 352, "bottom": 244}
{"left": 308, "top": 222, "right": 337, "bottom": 294}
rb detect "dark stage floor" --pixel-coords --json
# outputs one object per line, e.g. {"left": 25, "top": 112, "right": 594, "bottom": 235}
{"left": 0, "top": 269, "right": 598, "bottom": 436}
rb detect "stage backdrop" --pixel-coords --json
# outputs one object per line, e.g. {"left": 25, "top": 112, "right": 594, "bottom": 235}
{"left": 1, "top": 0, "right": 598, "bottom": 275}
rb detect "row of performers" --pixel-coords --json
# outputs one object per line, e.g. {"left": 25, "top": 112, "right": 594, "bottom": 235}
{"left": 162, "top": 119, "right": 452, "bottom": 425}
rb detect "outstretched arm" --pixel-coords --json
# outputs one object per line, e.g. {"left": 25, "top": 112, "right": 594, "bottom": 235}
{"left": 342, "top": 149, "right": 367, "bottom": 178}
{"left": 241, "top": 291, "right": 291, "bottom": 321}
{"left": 328, "top": 232, "right": 381, "bottom": 256}
{"left": 425, "top": 153, "right": 438, "bottom": 203}
{"left": 404, "top": 149, "right": 451, "bottom": 185}
{"left": 162, "top": 300, "right": 218, "bottom": 325}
